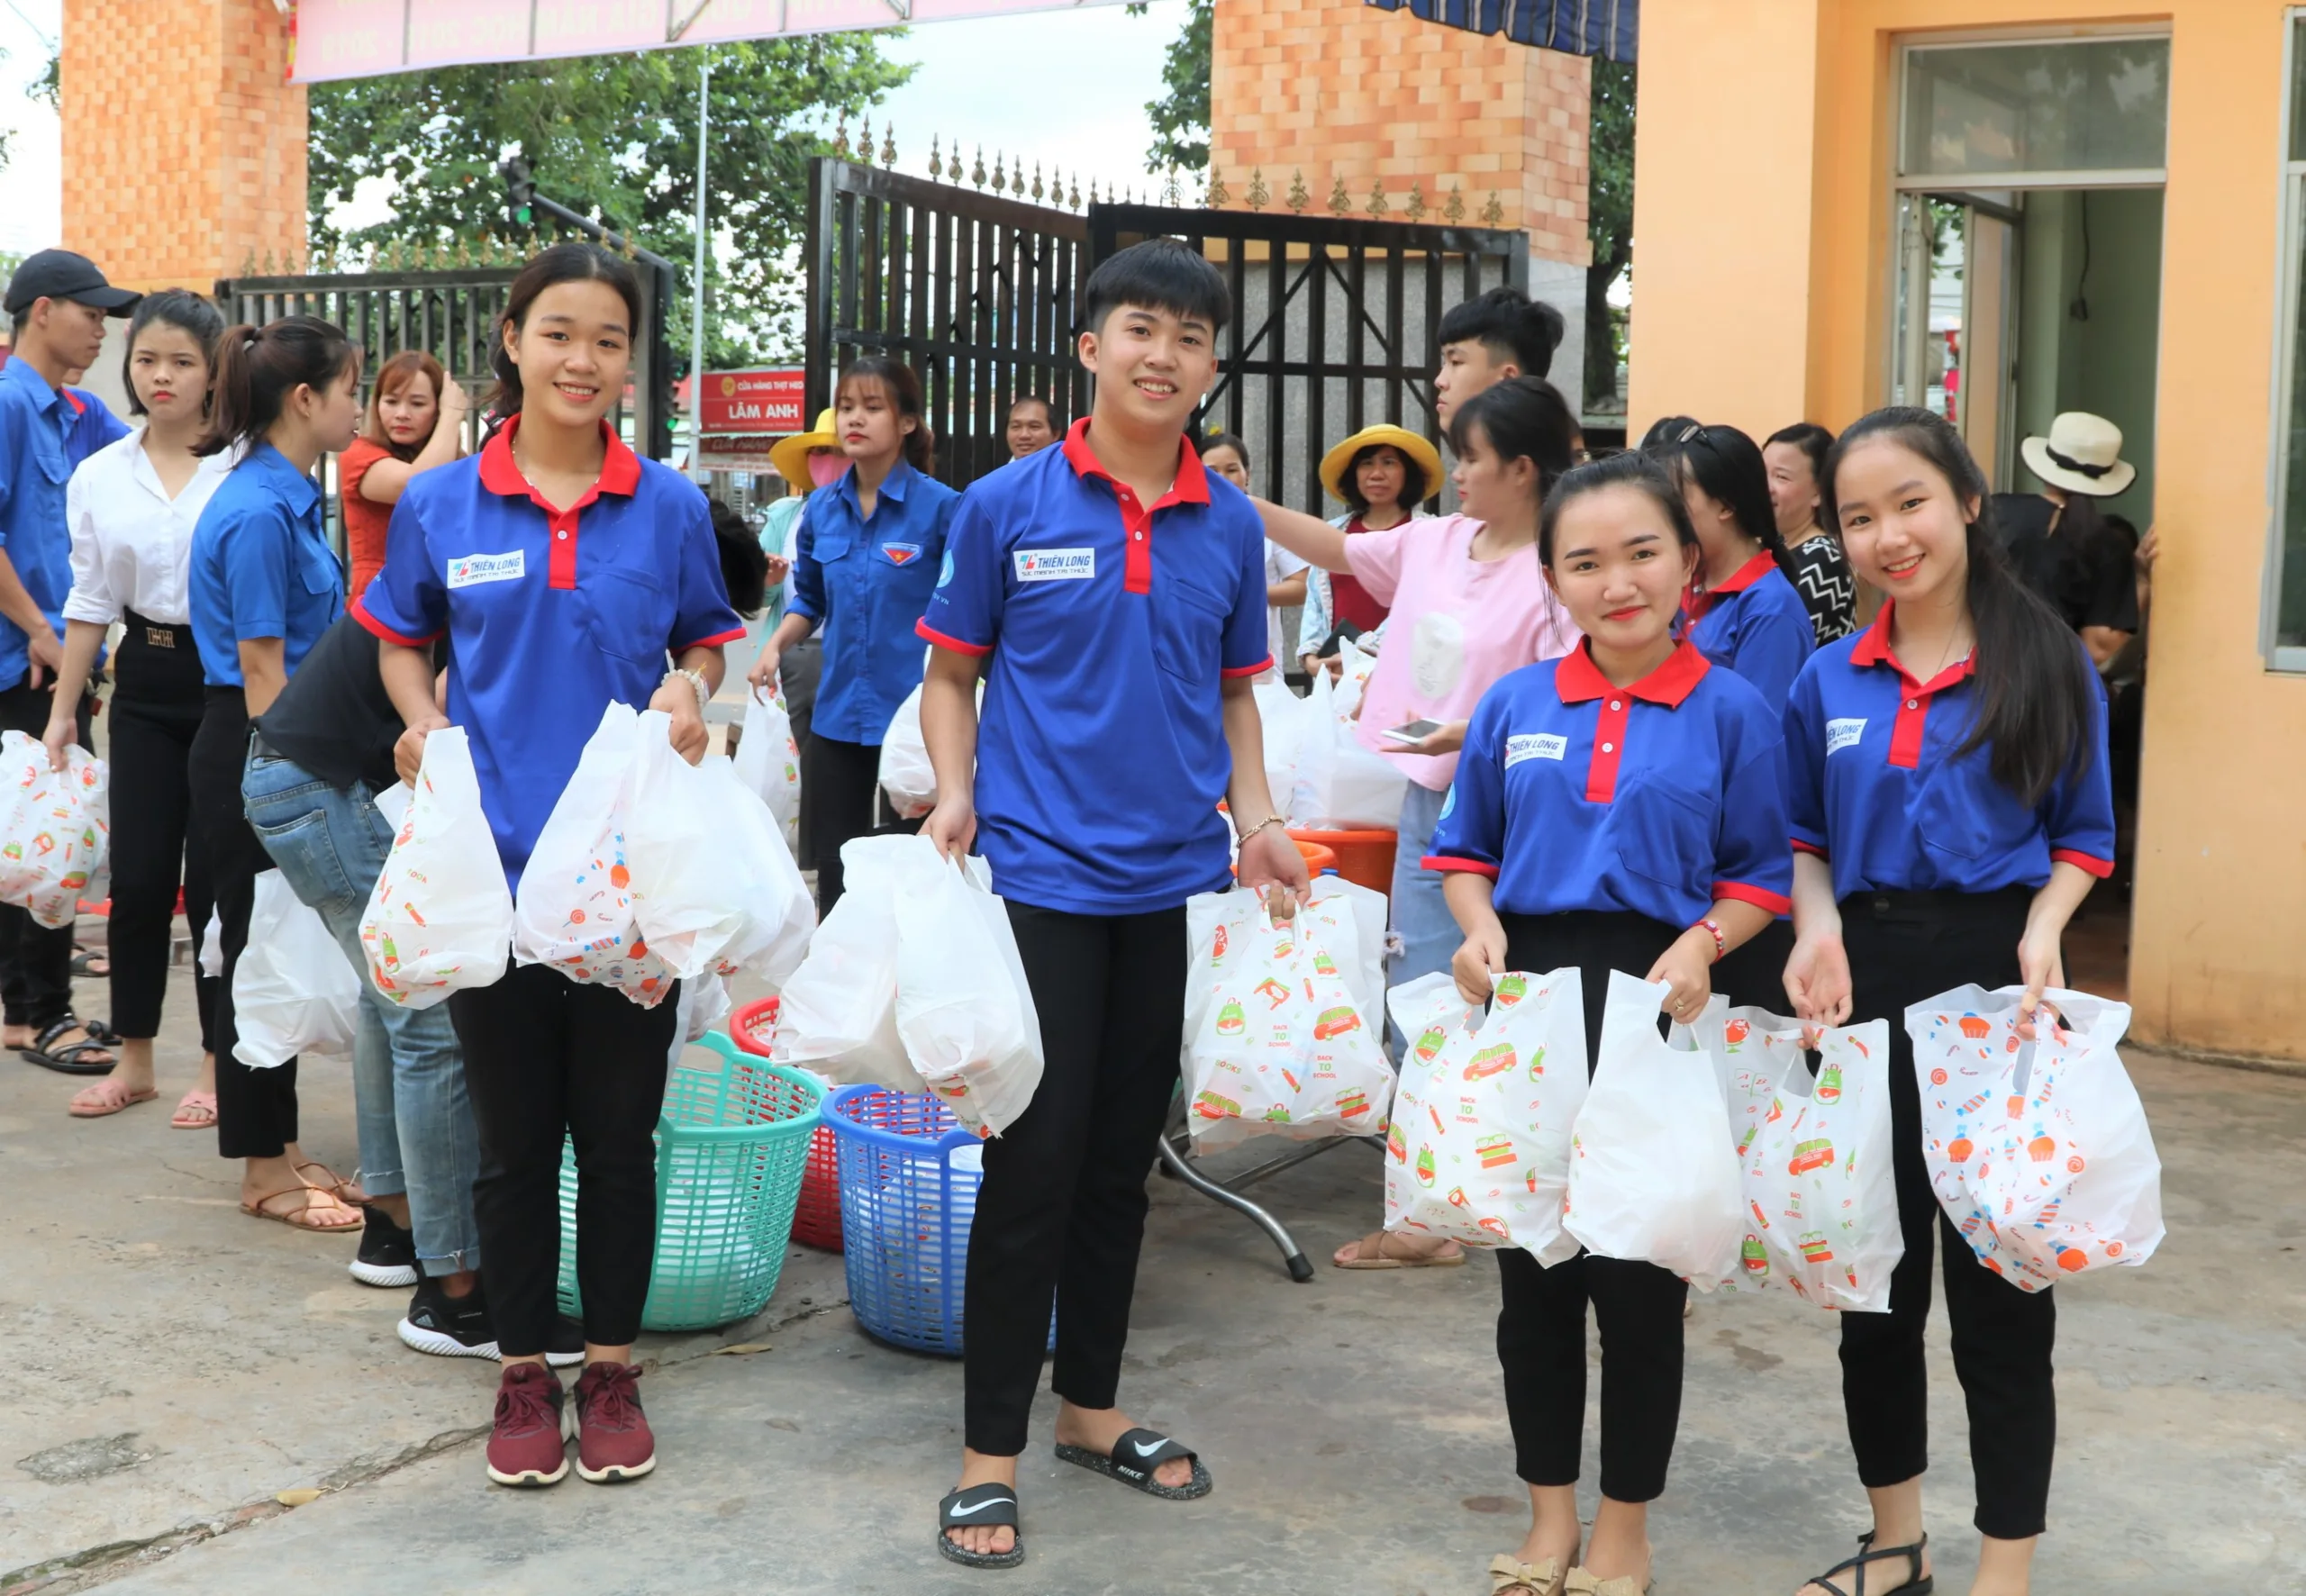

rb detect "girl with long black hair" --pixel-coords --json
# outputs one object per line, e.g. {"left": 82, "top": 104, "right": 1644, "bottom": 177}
{"left": 1782, "top": 406, "right": 2113, "bottom": 1596}
{"left": 49, "top": 289, "right": 229, "bottom": 1124}
{"left": 1648, "top": 421, "right": 1812, "bottom": 710}
{"left": 187, "top": 314, "right": 364, "bottom": 1231}
{"left": 1427, "top": 450, "right": 1792, "bottom": 1596}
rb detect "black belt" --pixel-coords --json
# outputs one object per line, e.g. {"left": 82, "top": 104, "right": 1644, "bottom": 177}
{"left": 123, "top": 609, "right": 187, "bottom": 652}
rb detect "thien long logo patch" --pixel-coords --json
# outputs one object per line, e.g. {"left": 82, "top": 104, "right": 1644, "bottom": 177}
{"left": 447, "top": 551, "right": 525, "bottom": 588}
{"left": 1826, "top": 718, "right": 1867, "bottom": 756}
{"left": 1505, "top": 733, "right": 1567, "bottom": 766}
{"left": 1014, "top": 548, "right": 1095, "bottom": 582}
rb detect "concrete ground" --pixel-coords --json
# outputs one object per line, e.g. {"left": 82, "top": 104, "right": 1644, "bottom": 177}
{"left": 4, "top": 945, "right": 2301, "bottom": 1596}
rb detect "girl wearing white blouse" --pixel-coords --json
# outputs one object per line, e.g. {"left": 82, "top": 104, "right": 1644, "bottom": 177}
{"left": 45, "top": 290, "right": 232, "bottom": 1124}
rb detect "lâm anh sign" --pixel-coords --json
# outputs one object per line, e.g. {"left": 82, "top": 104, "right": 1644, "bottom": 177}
{"left": 701, "top": 368, "right": 806, "bottom": 435}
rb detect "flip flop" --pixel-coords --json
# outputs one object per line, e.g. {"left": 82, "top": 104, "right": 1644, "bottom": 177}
{"left": 19, "top": 1016, "right": 116, "bottom": 1075}
{"left": 68, "top": 1078, "right": 157, "bottom": 1117}
{"left": 936, "top": 1483, "right": 1024, "bottom": 1570}
{"left": 70, "top": 948, "right": 110, "bottom": 979}
{"left": 241, "top": 1185, "right": 364, "bottom": 1232}
{"left": 1332, "top": 1229, "right": 1466, "bottom": 1270}
{"left": 1052, "top": 1428, "right": 1212, "bottom": 1501}
{"left": 170, "top": 1090, "right": 218, "bottom": 1129}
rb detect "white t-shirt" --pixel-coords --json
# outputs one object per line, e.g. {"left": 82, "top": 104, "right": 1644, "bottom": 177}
{"left": 1264, "top": 539, "right": 1309, "bottom": 672}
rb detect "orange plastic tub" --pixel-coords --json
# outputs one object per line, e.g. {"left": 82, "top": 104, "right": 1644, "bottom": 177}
{"left": 1288, "top": 828, "right": 1396, "bottom": 894}
{"left": 1231, "top": 836, "right": 1337, "bottom": 880}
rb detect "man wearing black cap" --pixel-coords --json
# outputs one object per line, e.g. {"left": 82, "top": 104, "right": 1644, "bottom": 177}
{"left": 0, "top": 249, "right": 140, "bottom": 1074}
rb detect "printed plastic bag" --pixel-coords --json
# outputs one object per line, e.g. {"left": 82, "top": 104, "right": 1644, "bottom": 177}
{"left": 360, "top": 726, "right": 513, "bottom": 1010}
{"left": 1565, "top": 971, "right": 1744, "bottom": 1290}
{"left": 733, "top": 689, "right": 802, "bottom": 850}
{"left": 512, "top": 703, "right": 676, "bottom": 1005}
{"left": 1181, "top": 880, "right": 1395, "bottom": 1149}
{"left": 892, "top": 836, "right": 1044, "bottom": 1135}
{"left": 232, "top": 870, "right": 361, "bottom": 1068}
{"left": 0, "top": 733, "right": 110, "bottom": 928}
{"left": 626, "top": 711, "right": 816, "bottom": 988}
{"left": 878, "top": 684, "right": 938, "bottom": 821}
{"left": 1382, "top": 967, "right": 1588, "bottom": 1260}
{"left": 771, "top": 835, "right": 921, "bottom": 1092}
{"left": 1287, "top": 667, "right": 1406, "bottom": 830}
{"left": 1702, "top": 1007, "right": 1902, "bottom": 1311}
{"left": 1909, "top": 985, "right": 2164, "bottom": 1292}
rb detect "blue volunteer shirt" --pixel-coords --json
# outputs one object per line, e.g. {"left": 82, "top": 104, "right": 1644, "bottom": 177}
{"left": 916, "top": 418, "right": 1271, "bottom": 913}
{"left": 353, "top": 417, "right": 745, "bottom": 894}
{"left": 1425, "top": 638, "right": 1793, "bottom": 925}
{"left": 785, "top": 458, "right": 958, "bottom": 744}
{"left": 1783, "top": 601, "right": 2116, "bottom": 899}
{"left": 0, "top": 363, "right": 130, "bottom": 685}
{"left": 1687, "top": 550, "right": 1814, "bottom": 710}
{"left": 188, "top": 441, "right": 344, "bottom": 687}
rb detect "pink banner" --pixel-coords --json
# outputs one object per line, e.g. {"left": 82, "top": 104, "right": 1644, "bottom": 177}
{"left": 293, "top": 0, "right": 1128, "bottom": 82}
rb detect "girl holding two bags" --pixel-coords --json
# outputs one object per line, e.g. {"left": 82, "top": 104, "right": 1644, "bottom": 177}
{"left": 357, "top": 243, "right": 744, "bottom": 1490}
{"left": 1426, "top": 449, "right": 1793, "bottom": 1596}
{"left": 1781, "top": 407, "right": 2113, "bottom": 1596}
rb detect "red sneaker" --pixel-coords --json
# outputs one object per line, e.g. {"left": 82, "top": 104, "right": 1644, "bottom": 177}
{"left": 572, "top": 1361, "right": 656, "bottom": 1483}
{"left": 485, "top": 1363, "right": 569, "bottom": 1487}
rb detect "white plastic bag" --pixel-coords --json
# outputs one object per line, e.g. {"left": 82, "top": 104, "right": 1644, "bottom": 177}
{"left": 1330, "top": 634, "right": 1378, "bottom": 722}
{"left": 1287, "top": 667, "right": 1407, "bottom": 830}
{"left": 1702, "top": 1008, "right": 1902, "bottom": 1311}
{"left": 1565, "top": 970, "right": 1745, "bottom": 1290}
{"left": 232, "top": 870, "right": 362, "bottom": 1068}
{"left": 626, "top": 711, "right": 816, "bottom": 988}
{"left": 733, "top": 690, "right": 802, "bottom": 850}
{"left": 1181, "top": 882, "right": 1396, "bottom": 1149}
{"left": 1909, "top": 985, "right": 2164, "bottom": 1291}
{"left": 511, "top": 703, "right": 676, "bottom": 1004}
{"left": 1383, "top": 967, "right": 1588, "bottom": 1260}
{"left": 893, "top": 836, "right": 1044, "bottom": 1136}
{"left": 878, "top": 684, "right": 939, "bottom": 821}
{"left": 360, "top": 727, "right": 513, "bottom": 1010}
{"left": 771, "top": 835, "right": 921, "bottom": 1091}
{"left": 0, "top": 732, "right": 110, "bottom": 928}
{"left": 198, "top": 912, "right": 222, "bottom": 978}
{"left": 1252, "top": 680, "right": 1307, "bottom": 811}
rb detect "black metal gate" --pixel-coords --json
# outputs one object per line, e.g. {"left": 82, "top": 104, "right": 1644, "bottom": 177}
{"left": 806, "top": 158, "right": 1528, "bottom": 507}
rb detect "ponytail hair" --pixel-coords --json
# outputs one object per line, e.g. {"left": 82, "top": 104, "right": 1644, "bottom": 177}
{"left": 1657, "top": 421, "right": 1801, "bottom": 588}
{"left": 1824, "top": 407, "right": 2097, "bottom": 807}
{"left": 1448, "top": 376, "right": 1578, "bottom": 504}
{"left": 197, "top": 315, "right": 358, "bottom": 458}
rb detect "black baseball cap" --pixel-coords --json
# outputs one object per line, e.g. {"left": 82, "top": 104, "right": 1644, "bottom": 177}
{"left": 4, "top": 249, "right": 141, "bottom": 317}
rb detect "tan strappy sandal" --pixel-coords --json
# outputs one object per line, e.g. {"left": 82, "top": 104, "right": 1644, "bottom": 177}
{"left": 1566, "top": 1567, "right": 1653, "bottom": 1596}
{"left": 1490, "top": 1554, "right": 1566, "bottom": 1596}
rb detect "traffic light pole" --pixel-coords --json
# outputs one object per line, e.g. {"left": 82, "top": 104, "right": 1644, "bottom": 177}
{"left": 500, "top": 159, "right": 683, "bottom": 463}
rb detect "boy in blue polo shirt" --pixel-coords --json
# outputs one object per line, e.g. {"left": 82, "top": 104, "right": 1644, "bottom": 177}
{"left": 916, "top": 238, "right": 1309, "bottom": 1569}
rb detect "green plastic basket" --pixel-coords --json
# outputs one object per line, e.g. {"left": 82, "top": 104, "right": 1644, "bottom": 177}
{"left": 556, "top": 1030, "right": 822, "bottom": 1333}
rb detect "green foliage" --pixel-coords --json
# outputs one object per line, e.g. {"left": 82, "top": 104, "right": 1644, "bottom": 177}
{"left": 308, "top": 39, "right": 912, "bottom": 367}
{"left": 1583, "top": 55, "right": 1635, "bottom": 412}
{"left": 1139, "top": 0, "right": 1212, "bottom": 173}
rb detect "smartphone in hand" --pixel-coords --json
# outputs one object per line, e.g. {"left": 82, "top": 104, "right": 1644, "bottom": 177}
{"left": 1381, "top": 719, "right": 1443, "bottom": 746}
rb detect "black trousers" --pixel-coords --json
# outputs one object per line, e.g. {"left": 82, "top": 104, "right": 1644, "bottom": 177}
{"left": 0, "top": 672, "right": 91, "bottom": 1030}
{"left": 963, "top": 902, "right": 1188, "bottom": 1457}
{"left": 449, "top": 962, "right": 679, "bottom": 1356}
{"left": 799, "top": 730, "right": 920, "bottom": 913}
{"left": 1838, "top": 887, "right": 2057, "bottom": 1541}
{"left": 190, "top": 687, "right": 298, "bottom": 1160}
{"left": 106, "top": 618, "right": 218, "bottom": 1049}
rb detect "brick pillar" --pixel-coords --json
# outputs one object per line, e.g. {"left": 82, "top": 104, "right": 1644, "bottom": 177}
{"left": 59, "top": 0, "right": 308, "bottom": 294}
{"left": 1209, "top": 0, "right": 1591, "bottom": 387}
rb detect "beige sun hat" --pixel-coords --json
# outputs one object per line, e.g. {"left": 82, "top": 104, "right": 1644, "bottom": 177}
{"left": 2020, "top": 412, "right": 2135, "bottom": 497}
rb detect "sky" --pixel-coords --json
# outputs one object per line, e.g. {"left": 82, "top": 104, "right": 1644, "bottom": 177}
{"left": 0, "top": 0, "right": 1188, "bottom": 255}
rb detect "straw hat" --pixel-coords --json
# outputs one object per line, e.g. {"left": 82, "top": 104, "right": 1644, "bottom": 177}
{"left": 768, "top": 408, "right": 840, "bottom": 492}
{"left": 2020, "top": 412, "right": 2135, "bottom": 497}
{"left": 1318, "top": 424, "right": 1446, "bottom": 506}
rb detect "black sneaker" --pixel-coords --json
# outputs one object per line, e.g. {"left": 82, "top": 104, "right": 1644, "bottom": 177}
{"left": 350, "top": 1205, "right": 419, "bottom": 1288}
{"left": 397, "top": 1276, "right": 586, "bottom": 1367}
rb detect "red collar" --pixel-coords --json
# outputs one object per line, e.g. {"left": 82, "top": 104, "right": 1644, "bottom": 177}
{"left": 1688, "top": 549, "right": 1776, "bottom": 620}
{"left": 1849, "top": 600, "right": 1975, "bottom": 694}
{"left": 1058, "top": 416, "right": 1212, "bottom": 507}
{"left": 1554, "top": 637, "right": 1710, "bottom": 708}
{"left": 477, "top": 414, "right": 641, "bottom": 504}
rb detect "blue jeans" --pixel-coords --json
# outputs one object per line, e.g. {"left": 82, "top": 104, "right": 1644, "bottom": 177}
{"left": 1385, "top": 777, "right": 1456, "bottom": 1058}
{"left": 241, "top": 751, "right": 482, "bottom": 1274}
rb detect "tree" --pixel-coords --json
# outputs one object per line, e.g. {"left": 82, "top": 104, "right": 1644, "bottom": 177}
{"left": 1139, "top": 0, "right": 1212, "bottom": 174}
{"left": 1584, "top": 55, "right": 1634, "bottom": 413}
{"left": 307, "top": 39, "right": 912, "bottom": 367}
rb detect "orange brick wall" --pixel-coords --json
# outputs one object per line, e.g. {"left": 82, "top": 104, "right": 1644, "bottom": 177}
{"left": 60, "top": 0, "right": 308, "bottom": 292}
{"left": 1209, "top": 0, "right": 1591, "bottom": 268}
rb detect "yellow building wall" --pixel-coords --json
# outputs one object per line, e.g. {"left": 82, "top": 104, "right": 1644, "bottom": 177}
{"left": 1631, "top": 1, "right": 2306, "bottom": 1059}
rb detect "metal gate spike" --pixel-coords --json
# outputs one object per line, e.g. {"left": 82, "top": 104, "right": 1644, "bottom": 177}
{"left": 833, "top": 113, "right": 849, "bottom": 161}
{"left": 1031, "top": 162, "right": 1044, "bottom": 203}
{"left": 1286, "top": 169, "right": 1309, "bottom": 213}
{"left": 1246, "top": 167, "right": 1267, "bottom": 212}
{"left": 1444, "top": 183, "right": 1466, "bottom": 224}
{"left": 857, "top": 116, "right": 873, "bottom": 166}
{"left": 1404, "top": 179, "right": 1425, "bottom": 222}
{"left": 1207, "top": 165, "right": 1229, "bottom": 207}
{"left": 972, "top": 146, "right": 985, "bottom": 188}
{"left": 882, "top": 127, "right": 897, "bottom": 167}
{"left": 1366, "top": 178, "right": 1387, "bottom": 218}
{"left": 1481, "top": 190, "right": 1506, "bottom": 226}
{"left": 1327, "top": 175, "right": 1350, "bottom": 216}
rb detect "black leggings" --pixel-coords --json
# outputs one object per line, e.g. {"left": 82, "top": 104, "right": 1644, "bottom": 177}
{"left": 106, "top": 618, "right": 217, "bottom": 1049}
{"left": 0, "top": 672, "right": 90, "bottom": 1031}
{"left": 449, "top": 962, "right": 679, "bottom": 1356}
{"left": 799, "top": 730, "right": 920, "bottom": 915}
{"left": 963, "top": 902, "right": 1188, "bottom": 1457}
{"left": 1838, "top": 887, "right": 2057, "bottom": 1541}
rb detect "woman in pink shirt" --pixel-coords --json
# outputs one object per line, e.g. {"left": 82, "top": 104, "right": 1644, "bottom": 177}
{"left": 1257, "top": 377, "right": 1580, "bottom": 1267}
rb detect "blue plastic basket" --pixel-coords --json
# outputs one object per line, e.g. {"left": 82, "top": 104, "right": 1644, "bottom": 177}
{"left": 556, "top": 1031, "right": 822, "bottom": 1333}
{"left": 824, "top": 1084, "right": 1054, "bottom": 1357}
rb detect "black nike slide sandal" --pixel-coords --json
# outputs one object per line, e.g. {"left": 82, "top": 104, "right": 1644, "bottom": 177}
{"left": 937, "top": 1483, "right": 1024, "bottom": 1570}
{"left": 1053, "top": 1427, "right": 1212, "bottom": 1501}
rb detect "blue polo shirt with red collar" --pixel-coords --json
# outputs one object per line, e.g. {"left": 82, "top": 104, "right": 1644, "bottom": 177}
{"left": 0, "top": 363, "right": 132, "bottom": 686}
{"left": 188, "top": 441, "right": 342, "bottom": 687}
{"left": 353, "top": 417, "right": 745, "bottom": 893}
{"left": 1425, "top": 639, "right": 1793, "bottom": 926}
{"left": 915, "top": 418, "right": 1270, "bottom": 913}
{"left": 1687, "top": 549, "right": 1813, "bottom": 710}
{"left": 1782, "top": 601, "right": 2115, "bottom": 899}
